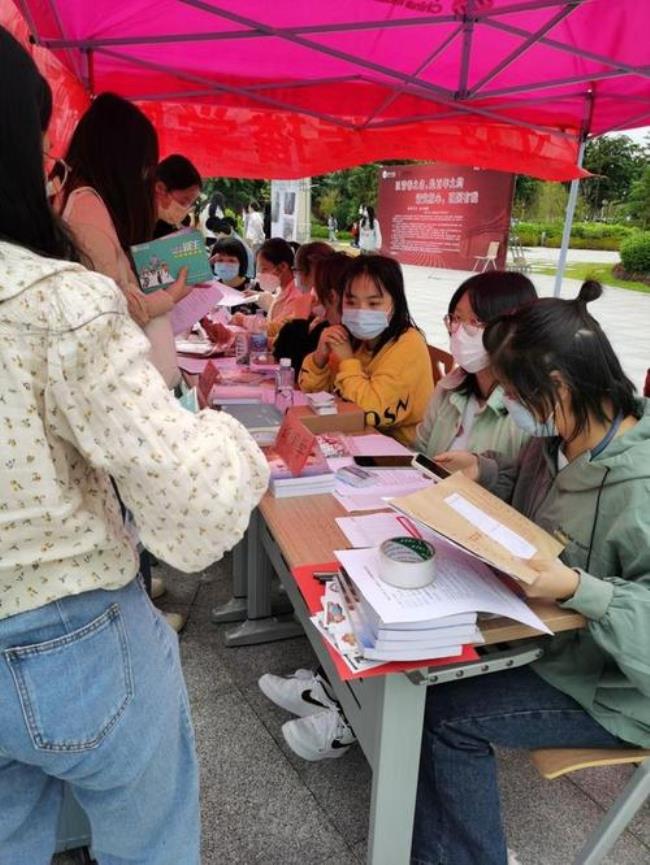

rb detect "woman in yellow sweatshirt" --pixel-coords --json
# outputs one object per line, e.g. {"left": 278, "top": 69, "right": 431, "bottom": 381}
{"left": 299, "top": 254, "right": 433, "bottom": 446}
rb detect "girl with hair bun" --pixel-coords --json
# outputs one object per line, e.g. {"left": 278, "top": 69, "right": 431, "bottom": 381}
{"left": 412, "top": 281, "right": 650, "bottom": 865}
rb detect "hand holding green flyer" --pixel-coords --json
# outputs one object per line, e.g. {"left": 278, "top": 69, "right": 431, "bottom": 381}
{"left": 131, "top": 228, "right": 212, "bottom": 294}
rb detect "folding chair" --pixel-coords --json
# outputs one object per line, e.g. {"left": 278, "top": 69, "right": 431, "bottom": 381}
{"left": 473, "top": 240, "right": 500, "bottom": 272}
{"left": 530, "top": 747, "right": 650, "bottom": 864}
{"left": 427, "top": 344, "right": 454, "bottom": 386}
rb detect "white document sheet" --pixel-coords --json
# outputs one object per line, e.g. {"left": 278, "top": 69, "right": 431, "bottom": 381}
{"left": 170, "top": 281, "right": 225, "bottom": 335}
{"left": 213, "top": 282, "right": 260, "bottom": 307}
{"left": 333, "top": 470, "right": 432, "bottom": 513}
{"left": 336, "top": 512, "right": 441, "bottom": 547}
{"left": 444, "top": 492, "right": 537, "bottom": 559}
{"left": 347, "top": 434, "right": 413, "bottom": 456}
{"left": 335, "top": 546, "right": 552, "bottom": 634}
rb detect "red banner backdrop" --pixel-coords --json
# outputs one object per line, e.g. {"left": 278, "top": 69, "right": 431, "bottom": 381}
{"left": 377, "top": 164, "right": 514, "bottom": 271}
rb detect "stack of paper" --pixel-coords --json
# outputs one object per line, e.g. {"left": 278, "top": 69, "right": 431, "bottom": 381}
{"left": 306, "top": 391, "right": 337, "bottom": 415}
{"left": 264, "top": 446, "right": 335, "bottom": 498}
{"left": 334, "top": 543, "right": 550, "bottom": 662}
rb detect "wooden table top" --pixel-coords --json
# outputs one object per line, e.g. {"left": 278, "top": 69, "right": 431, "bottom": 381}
{"left": 259, "top": 492, "right": 585, "bottom": 646}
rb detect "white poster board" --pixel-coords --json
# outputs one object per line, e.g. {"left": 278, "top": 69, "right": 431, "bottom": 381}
{"left": 271, "top": 178, "right": 311, "bottom": 243}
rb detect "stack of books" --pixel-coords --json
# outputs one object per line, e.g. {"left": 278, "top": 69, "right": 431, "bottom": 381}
{"left": 221, "top": 403, "right": 283, "bottom": 445}
{"left": 211, "top": 369, "right": 270, "bottom": 405}
{"left": 334, "top": 561, "right": 479, "bottom": 661}
{"left": 264, "top": 446, "right": 335, "bottom": 498}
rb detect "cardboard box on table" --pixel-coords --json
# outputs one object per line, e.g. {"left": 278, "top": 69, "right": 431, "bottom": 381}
{"left": 287, "top": 401, "right": 365, "bottom": 435}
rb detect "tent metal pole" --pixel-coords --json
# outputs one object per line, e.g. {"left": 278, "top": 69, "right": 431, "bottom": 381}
{"left": 554, "top": 138, "right": 585, "bottom": 297}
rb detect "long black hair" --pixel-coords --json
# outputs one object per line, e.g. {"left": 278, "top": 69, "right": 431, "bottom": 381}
{"left": 484, "top": 281, "right": 639, "bottom": 442}
{"left": 448, "top": 271, "right": 537, "bottom": 397}
{"left": 363, "top": 205, "right": 376, "bottom": 230}
{"left": 156, "top": 154, "right": 201, "bottom": 192}
{"left": 63, "top": 93, "right": 159, "bottom": 250}
{"left": 343, "top": 254, "right": 417, "bottom": 355}
{"left": 0, "top": 27, "right": 77, "bottom": 260}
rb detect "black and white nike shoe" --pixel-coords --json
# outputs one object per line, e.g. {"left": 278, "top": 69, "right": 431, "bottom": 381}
{"left": 258, "top": 668, "right": 337, "bottom": 717}
{"left": 282, "top": 708, "right": 356, "bottom": 761}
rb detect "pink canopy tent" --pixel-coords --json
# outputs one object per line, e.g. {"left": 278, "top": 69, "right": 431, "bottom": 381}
{"left": 4, "top": 0, "right": 650, "bottom": 181}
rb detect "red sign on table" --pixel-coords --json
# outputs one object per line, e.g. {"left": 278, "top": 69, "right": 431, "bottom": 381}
{"left": 197, "top": 360, "right": 219, "bottom": 407}
{"left": 377, "top": 163, "right": 514, "bottom": 271}
{"left": 274, "top": 412, "right": 316, "bottom": 476}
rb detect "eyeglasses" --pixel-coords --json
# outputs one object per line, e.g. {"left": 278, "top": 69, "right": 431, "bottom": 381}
{"left": 443, "top": 313, "right": 485, "bottom": 336}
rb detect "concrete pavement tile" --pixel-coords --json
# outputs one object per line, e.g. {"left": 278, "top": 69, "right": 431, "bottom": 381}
{"left": 243, "top": 682, "right": 372, "bottom": 846}
{"left": 498, "top": 749, "right": 650, "bottom": 865}
{"left": 194, "top": 691, "right": 348, "bottom": 865}
{"left": 566, "top": 764, "right": 650, "bottom": 848}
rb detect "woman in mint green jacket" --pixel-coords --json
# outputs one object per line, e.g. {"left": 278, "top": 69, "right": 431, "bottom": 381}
{"left": 412, "top": 281, "right": 650, "bottom": 865}
{"left": 415, "top": 270, "right": 537, "bottom": 459}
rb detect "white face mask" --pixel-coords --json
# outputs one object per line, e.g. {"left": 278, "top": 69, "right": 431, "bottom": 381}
{"left": 449, "top": 325, "right": 489, "bottom": 373}
{"left": 159, "top": 198, "right": 191, "bottom": 227}
{"left": 342, "top": 308, "right": 389, "bottom": 341}
{"left": 257, "top": 272, "right": 281, "bottom": 293}
{"left": 295, "top": 272, "right": 311, "bottom": 293}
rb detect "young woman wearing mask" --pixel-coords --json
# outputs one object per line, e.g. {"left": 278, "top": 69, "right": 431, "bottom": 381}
{"left": 411, "top": 281, "right": 650, "bottom": 865}
{"left": 58, "top": 93, "right": 190, "bottom": 389}
{"left": 0, "top": 28, "right": 268, "bottom": 865}
{"left": 273, "top": 252, "right": 351, "bottom": 373}
{"left": 153, "top": 153, "right": 202, "bottom": 238}
{"left": 358, "top": 204, "right": 382, "bottom": 253}
{"left": 299, "top": 254, "right": 433, "bottom": 446}
{"left": 256, "top": 237, "right": 304, "bottom": 324}
{"left": 416, "top": 271, "right": 538, "bottom": 461}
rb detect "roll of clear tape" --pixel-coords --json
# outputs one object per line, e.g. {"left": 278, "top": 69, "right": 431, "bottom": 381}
{"left": 378, "top": 537, "right": 436, "bottom": 589}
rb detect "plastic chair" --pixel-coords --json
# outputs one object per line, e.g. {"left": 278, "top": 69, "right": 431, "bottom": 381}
{"left": 427, "top": 344, "right": 454, "bottom": 386}
{"left": 530, "top": 747, "right": 650, "bottom": 864}
{"left": 473, "top": 240, "right": 500, "bottom": 272}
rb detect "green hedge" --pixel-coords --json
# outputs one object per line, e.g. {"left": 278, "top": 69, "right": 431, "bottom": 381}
{"left": 620, "top": 233, "right": 650, "bottom": 275}
{"left": 514, "top": 221, "right": 637, "bottom": 251}
{"left": 310, "top": 223, "right": 352, "bottom": 241}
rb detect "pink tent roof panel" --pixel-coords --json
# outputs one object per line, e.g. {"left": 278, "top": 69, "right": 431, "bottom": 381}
{"left": 4, "top": 0, "right": 650, "bottom": 179}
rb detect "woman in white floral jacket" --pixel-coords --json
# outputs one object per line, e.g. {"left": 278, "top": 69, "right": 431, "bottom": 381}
{"left": 0, "top": 28, "right": 268, "bottom": 865}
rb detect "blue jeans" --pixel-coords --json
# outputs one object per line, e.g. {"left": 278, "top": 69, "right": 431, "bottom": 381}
{"left": 0, "top": 578, "right": 199, "bottom": 865}
{"left": 411, "top": 666, "right": 627, "bottom": 865}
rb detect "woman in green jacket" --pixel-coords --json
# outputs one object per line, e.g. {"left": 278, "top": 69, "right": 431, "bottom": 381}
{"left": 412, "top": 281, "right": 650, "bottom": 865}
{"left": 415, "top": 271, "right": 537, "bottom": 460}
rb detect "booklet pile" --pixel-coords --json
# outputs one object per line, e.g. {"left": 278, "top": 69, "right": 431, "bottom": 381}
{"left": 309, "top": 511, "right": 552, "bottom": 669}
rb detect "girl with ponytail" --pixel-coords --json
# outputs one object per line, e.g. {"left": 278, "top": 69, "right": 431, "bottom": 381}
{"left": 413, "top": 281, "right": 650, "bottom": 865}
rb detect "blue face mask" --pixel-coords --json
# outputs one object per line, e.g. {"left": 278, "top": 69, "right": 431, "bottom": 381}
{"left": 342, "top": 308, "right": 389, "bottom": 341}
{"left": 502, "top": 394, "right": 558, "bottom": 437}
{"left": 213, "top": 261, "right": 240, "bottom": 282}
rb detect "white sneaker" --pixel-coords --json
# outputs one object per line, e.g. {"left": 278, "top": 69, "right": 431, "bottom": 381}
{"left": 150, "top": 576, "right": 166, "bottom": 600}
{"left": 258, "top": 668, "right": 337, "bottom": 717}
{"left": 507, "top": 849, "right": 524, "bottom": 865}
{"left": 282, "top": 707, "right": 356, "bottom": 761}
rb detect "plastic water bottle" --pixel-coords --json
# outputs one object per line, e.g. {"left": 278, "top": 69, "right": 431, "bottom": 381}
{"left": 248, "top": 310, "right": 268, "bottom": 365}
{"left": 234, "top": 331, "right": 248, "bottom": 363}
{"left": 275, "top": 357, "right": 295, "bottom": 413}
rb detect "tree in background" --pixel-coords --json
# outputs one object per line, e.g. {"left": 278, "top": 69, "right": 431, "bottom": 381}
{"left": 627, "top": 165, "right": 650, "bottom": 229}
{"left": 581, "top": 134, "right": 648, "bottom": 220}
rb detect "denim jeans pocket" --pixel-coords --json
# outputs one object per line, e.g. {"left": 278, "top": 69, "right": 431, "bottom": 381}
{"left": 4, "top": 603, "right": 134, "bottom": 753}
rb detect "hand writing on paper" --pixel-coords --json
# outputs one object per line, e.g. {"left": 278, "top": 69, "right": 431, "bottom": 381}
{"left": 166, "top": 266, "right": 191, "bottom": 304}
{"left": 434, "top": 450, "right": 479, "bottom": 480}
{"left": 518, "top": 556, "right": 580, "bottom": 601}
